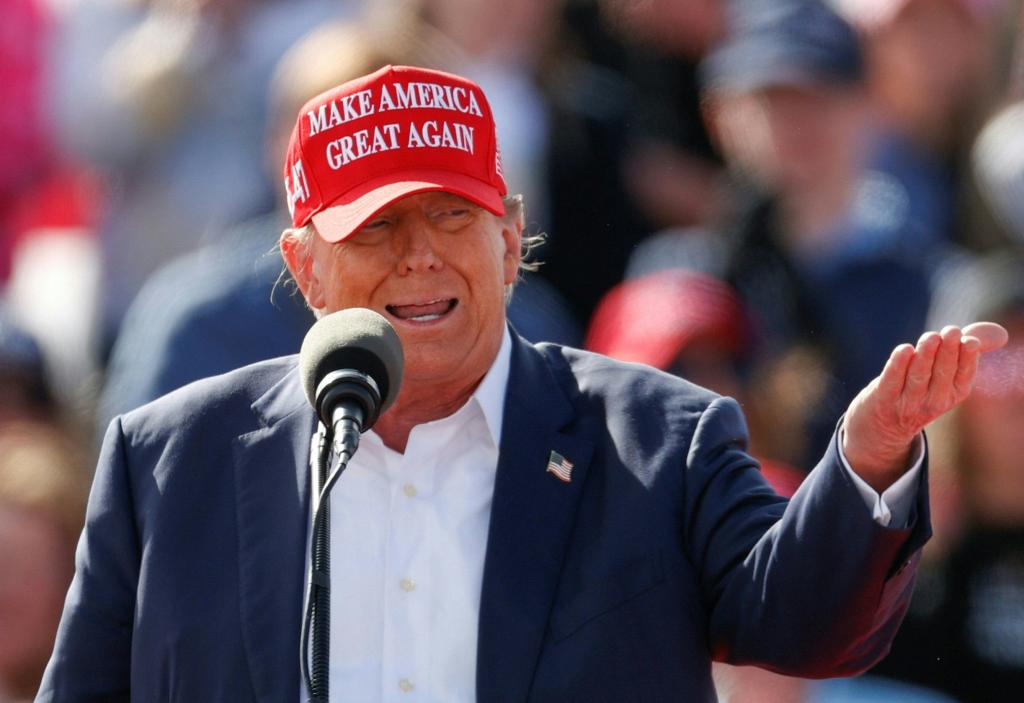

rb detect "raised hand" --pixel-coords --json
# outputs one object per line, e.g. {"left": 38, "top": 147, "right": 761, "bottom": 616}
{"left": 842, "top": 322, "right": 1009, "bottom": 492}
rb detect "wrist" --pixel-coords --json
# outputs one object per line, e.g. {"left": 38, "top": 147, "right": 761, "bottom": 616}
{"left": 841, "top": 429, "right": 913, "bottom": 493}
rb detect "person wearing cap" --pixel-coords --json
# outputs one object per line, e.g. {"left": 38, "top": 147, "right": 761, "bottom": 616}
{"left": 700, "top": 0, "right": 935, "bottom": 467}
{"left": 39, "top": 64, "right": 1007, "bottom": 701}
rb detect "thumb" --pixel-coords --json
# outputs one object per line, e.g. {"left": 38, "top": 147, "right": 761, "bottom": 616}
{"left": 962, "top": 321, "right": 1009, "bottom": 354}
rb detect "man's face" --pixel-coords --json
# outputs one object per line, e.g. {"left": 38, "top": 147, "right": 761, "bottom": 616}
{"left": 284, "top": 191, "right": 521, "bottom": 392}
{"left": 712, "top": 84, "right": 866, "bottom": 194}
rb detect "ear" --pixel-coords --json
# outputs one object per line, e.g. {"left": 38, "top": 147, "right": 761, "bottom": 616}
{"left": 702, "top": 92, "right": 749, "bottom": 159}
{"left": 700, "top": 93, "right": 724, "bottom": 149}
{"left": 702, "top": 91, "right": 771, "bottom": 177}
{"left": 280, "top": 228, "right": 327, "bottom": 310}
{"left": 500, "top": 212, "right": 523, "bottom": 286}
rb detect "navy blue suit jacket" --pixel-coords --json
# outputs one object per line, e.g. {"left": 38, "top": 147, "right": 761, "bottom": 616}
{"left": 38, "top": 332, "right": 930, "bottom": 702}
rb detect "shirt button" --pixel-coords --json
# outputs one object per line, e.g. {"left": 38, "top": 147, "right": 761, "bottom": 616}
{"left": 398, "top": 678, "right": 414, "bottom": 693}
{"left": 399, "top": 577, "right": 416, "bottom": 592}
{"left": 403, "top": 483, "right": 417, "bottom": 498}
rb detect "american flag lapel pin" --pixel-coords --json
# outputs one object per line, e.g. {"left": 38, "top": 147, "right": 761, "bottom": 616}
{"left": 546, "top": 450, "right": 574, "bottom": 483}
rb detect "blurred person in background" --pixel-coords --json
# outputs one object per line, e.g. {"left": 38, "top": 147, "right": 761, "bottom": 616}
{"left": 536, "top": 0, "right": 728, "bottom": 322}
{"left": 0, "top": 0, "right": 51, "bottom": 286}
{"left": 974, "top": 97, "right": 1024, "bottom": 248}
{"left": 831, "top": 0, "right": 1003, "bottom": 254}
{"left": 48, "top": 0, "right": 348, "bottom": 349}
{"left": 870, "top": 250, "right": 1024, "bottom": 701}
{"left": 0, "top": 422, "right": 89, "bottom": 701}
{"left": 3, "top": 169, "right": 103, "bottom": 433}
{"left": 0, "top": 309, "right": 54, "bottom": 425}
{"left": 592, "top": 0, "right": 727, "bottom": 232}
{"left": 1, "top": 0, "right": 104, "bottom": 429}
{"left": 376, "top": 0, "right": 726, "bottom": 325}
{"left": 700, "top": 0, "right": 932, "bottom": 465}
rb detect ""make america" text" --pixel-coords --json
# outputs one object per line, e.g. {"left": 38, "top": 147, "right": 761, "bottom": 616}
{"left": 307, "top": 81, "right": 484, "bottom": 137}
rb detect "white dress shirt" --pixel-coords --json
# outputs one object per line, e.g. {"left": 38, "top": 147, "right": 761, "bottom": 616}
{"left": 312, "top": 330, "right": 510, "bottom": 703}
{"left": 303, "top": 330, "right": 921, "bottom": 702}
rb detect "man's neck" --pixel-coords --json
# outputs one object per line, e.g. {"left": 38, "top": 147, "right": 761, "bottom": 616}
{"left": 371, "top": 326, "right": 512, "bottom": 453}
{"left": 373, "top": 375, "right": 485, "bottom": 453}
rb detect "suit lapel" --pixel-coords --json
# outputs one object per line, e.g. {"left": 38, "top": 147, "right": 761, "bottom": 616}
{"left": 477, "top": 336, "right": 594, "bottom": 702}
{"left": 232, "top": 363, "right": 316, "bottom": 702}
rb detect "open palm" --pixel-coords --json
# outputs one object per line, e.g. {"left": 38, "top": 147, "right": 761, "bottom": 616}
{"left": 843, "top": 322, "right": 1009, "bottom": 492}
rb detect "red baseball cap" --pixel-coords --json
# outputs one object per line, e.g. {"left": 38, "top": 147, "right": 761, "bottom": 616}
{"left": 282, "top": 64, "right": 507, "bottom": 242}
{"left": 585, "top": 269, "right": 749, "bottom": 370}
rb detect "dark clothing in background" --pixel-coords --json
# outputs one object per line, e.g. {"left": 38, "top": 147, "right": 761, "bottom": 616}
{"left": 722, "top": 189, "right": 932, "bottom": 466}
{"left": 875, "top": 527, "right": 1024, "bottom": 702}
{"left": 538, "top": 2, "right": 721, "bottom": 323}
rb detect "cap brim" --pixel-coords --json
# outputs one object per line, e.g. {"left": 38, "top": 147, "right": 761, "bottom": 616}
{"left": 310, "top": 169, "right": 506, "bottom": 243}
{"left": 715, "top": 64, "right": 854, "bottom": 93}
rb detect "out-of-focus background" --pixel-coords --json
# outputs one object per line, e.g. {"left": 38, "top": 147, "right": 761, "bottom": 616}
{"left": 2, "top": 0, "right": 1024, "bottom": 700}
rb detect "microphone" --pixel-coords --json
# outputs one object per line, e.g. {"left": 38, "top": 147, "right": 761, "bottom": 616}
{"left": 297, "top": 308, "right": 403, "bottom": 703}
{"left": 299, "top": 307, "right": 404, "bottom": 444}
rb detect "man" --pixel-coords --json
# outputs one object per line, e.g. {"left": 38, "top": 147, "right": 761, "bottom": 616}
{"left": 699, "top": 0, "right": 934, "bottom": 468}
{"left": 38, "top": 65, "right": 1006, "bottom": 701}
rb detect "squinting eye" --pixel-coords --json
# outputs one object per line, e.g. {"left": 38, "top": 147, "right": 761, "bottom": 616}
{"left": 433, "top": 208, "right": 474, "bottom": 227}
{"left": 433, "top": 208, "right": 469, "bottom": 219}
{"left": 352, "top": 217, "right": 392, "bottom": 243}
{"left": 362, "top": 217, "right": 390, "bottom": 230}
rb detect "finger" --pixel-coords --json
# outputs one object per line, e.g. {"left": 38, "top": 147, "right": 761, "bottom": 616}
{"left": 962, "top": 321, "right": 1009, "bottom": 353}
{"left": 903, "top": 332, "right": 941, "bottom": 404}
{"left": 953, "top": 335, "right": 982, "bottom": 398}
{"left": 927, "top": 325, "right": 962, "bottom": 396}
{"left": 877, "top": 343, "right": 915, "bottom": 400}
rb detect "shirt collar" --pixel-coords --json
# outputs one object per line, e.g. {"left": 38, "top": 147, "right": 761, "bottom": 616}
{"left": 361, "top": 326, "right": 511, "bottom": 453}
{"left": 471, "top": 325, "right": 511, "bottom": 448}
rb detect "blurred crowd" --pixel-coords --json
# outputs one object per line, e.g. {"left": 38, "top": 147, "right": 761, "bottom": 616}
{"left": 2, "top": 0, "right": 1024, "bottom": 700}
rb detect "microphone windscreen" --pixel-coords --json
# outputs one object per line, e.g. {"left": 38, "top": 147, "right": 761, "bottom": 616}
{"left": 299, "top": 308, "right": 404, "bottom": 414}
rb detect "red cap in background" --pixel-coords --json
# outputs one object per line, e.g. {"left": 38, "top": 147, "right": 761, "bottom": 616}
{"left": 586, "top": 269, "right": 749, "bottom": 371}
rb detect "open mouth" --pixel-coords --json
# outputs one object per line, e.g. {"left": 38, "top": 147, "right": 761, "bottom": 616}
{"left": 385, "top": 298, "right": 458, "bottom": 323}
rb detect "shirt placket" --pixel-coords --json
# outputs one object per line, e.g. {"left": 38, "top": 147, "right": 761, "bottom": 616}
{"left": 381, "top": 432, "right": 435, "bottom": 700}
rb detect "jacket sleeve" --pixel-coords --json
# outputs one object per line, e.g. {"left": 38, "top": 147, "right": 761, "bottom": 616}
{"left": 684, "top": 397, "right": 930, "bottom": 678}
{"left": 36, "top": 417, "right": 140, "bottom": 702}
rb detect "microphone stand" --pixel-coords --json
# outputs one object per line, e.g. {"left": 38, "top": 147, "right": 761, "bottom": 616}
{"left": 299, "top": 366, "right": 381, "bottom": 702}
{"left": 301, "top": 417, "right": 362, "bottom": 703}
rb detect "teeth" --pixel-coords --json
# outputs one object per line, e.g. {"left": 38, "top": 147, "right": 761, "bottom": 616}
{"left": 400, "top": 298, "right": 445, "bottom": 307}
{"left": 410, "top": 313, "right": 442, "bottom": 322}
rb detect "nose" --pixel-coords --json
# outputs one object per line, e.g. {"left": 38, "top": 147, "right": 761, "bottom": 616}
{"left": 394, "top": 220, "right": 443, "bottom": 275}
